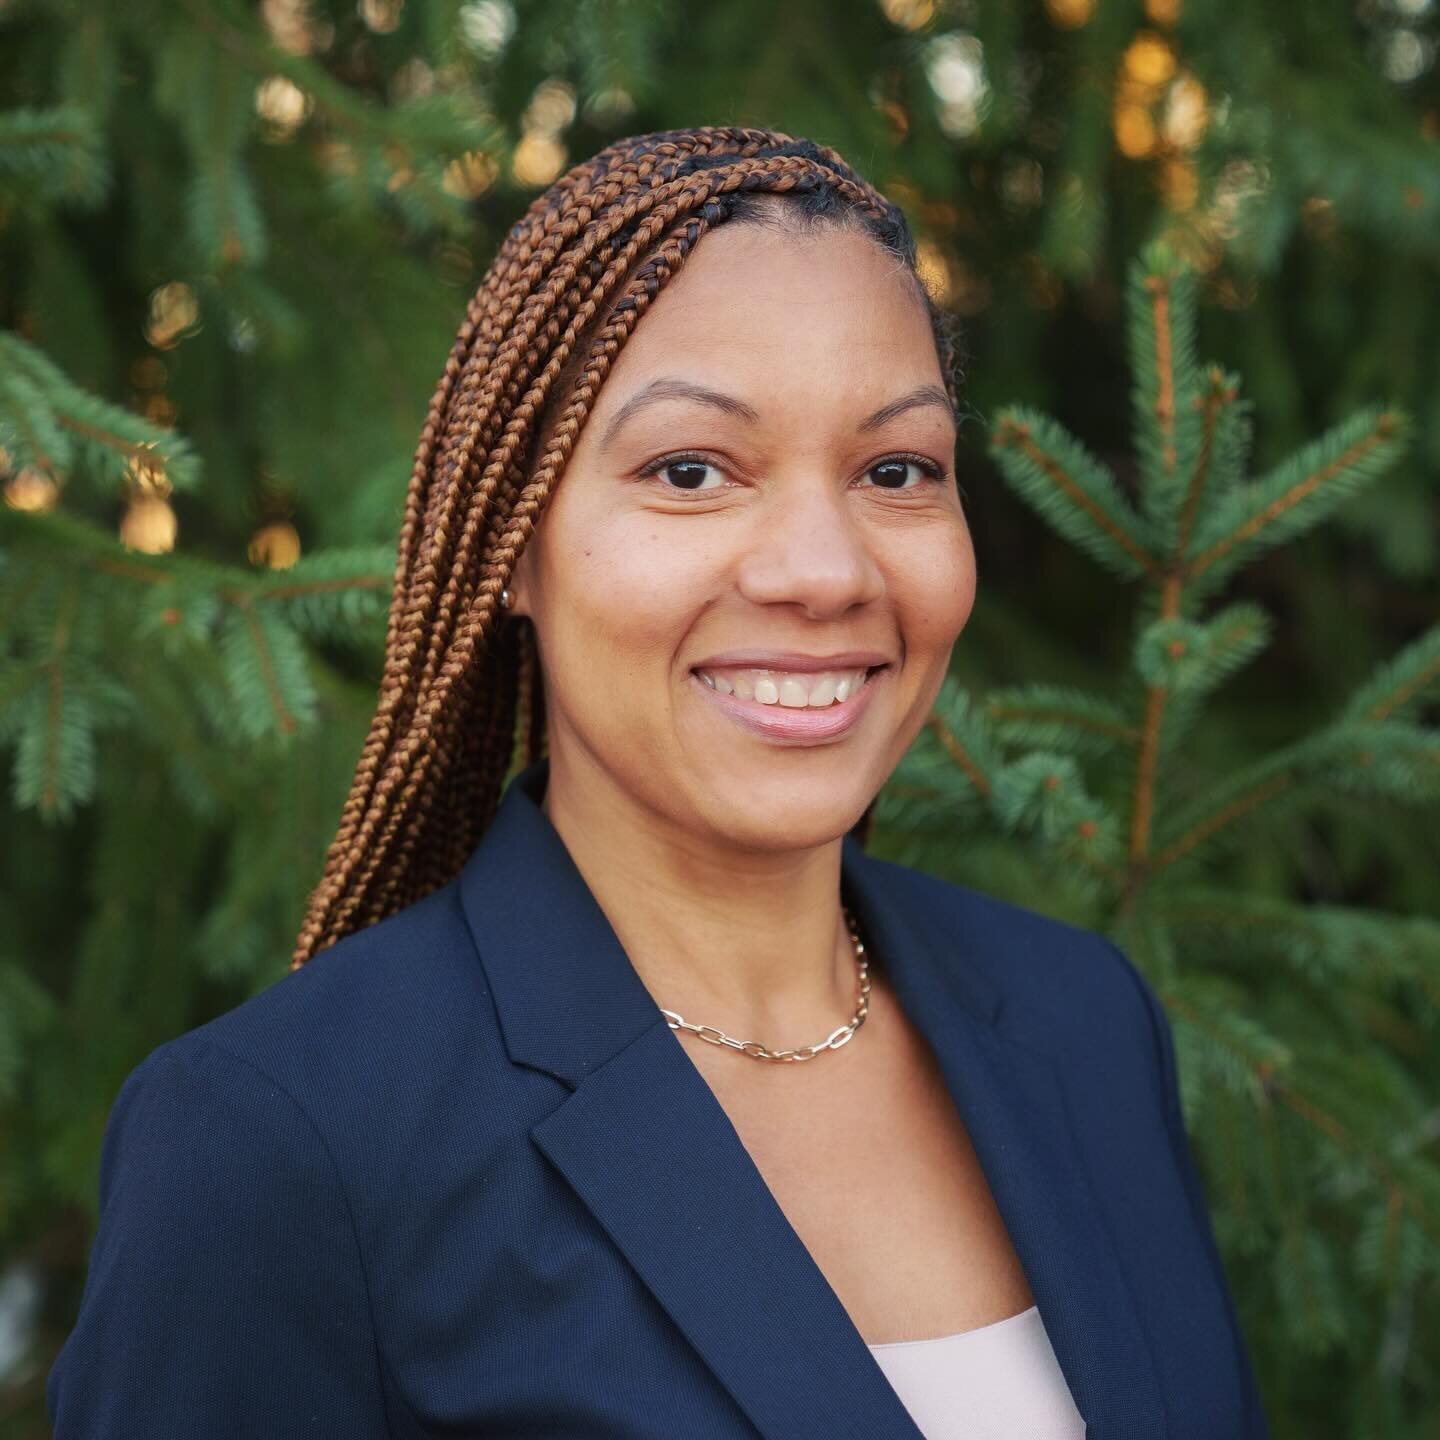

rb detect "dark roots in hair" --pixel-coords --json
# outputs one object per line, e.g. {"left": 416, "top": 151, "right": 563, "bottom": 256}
{"left": 290, "top": 125, "right": 967, "bottom": 970}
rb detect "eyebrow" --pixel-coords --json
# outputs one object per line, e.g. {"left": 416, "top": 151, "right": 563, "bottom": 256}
{"left": 598, "top": 377, "right": 957, "bottom": 451}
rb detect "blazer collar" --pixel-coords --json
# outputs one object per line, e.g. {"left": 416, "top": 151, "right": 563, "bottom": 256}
{"left": 459, "top": 757, "right": 1004, "bottom": 1089}
{"left": 458, "top": 759, "right": 1166, "bottom": 1439}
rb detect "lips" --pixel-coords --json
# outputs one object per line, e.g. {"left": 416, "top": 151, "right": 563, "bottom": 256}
{"left": 688, "top": 649, "right": 892, "bottom": 672}
{"left": 689, "top": 663, "right": 887, "bottom": 744}
{"left": 693, "top": 665, "right": 873, "bottom": 708}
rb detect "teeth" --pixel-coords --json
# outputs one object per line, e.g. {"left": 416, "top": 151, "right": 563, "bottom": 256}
{"left": 694, "top": 666, "right": 874, "bottom": 708}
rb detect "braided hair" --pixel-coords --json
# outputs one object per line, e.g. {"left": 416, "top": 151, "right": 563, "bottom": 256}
{"left": 290, "top": 125, "right": 963, "bottom": 970}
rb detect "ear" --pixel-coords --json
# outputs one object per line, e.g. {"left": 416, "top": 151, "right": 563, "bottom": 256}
{"left": 505, "top": 544, "right": 534, "bottom": 618}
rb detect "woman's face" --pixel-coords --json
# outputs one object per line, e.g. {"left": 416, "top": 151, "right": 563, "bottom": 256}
{"left": 508, "top": 223, "right": 976, "bottom": 853}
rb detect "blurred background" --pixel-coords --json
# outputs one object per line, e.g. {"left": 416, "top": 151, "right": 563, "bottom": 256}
{"left": 1, "top": 0, "right": 1437, "bottom": 1435}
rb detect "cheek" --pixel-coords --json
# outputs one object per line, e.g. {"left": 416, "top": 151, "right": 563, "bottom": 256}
{"left": 536, "top": 506, "right": 720, "bottom": 680}
{"left": 888, "top": 518, "right": 977, "bottom": 657}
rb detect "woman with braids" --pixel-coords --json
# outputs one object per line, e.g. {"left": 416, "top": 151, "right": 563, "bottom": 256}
{"left": 49, "top": 128, "right": 1266, "bottom": 1439}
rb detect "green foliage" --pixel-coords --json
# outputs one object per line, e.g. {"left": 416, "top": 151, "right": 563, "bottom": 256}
{"left": 0, "top": 333, "right": 201, "bottom": 497}
{"left": 0, "top": 105, "right": 107, "bottom": 205}
{"left": 0, "top": 507, "right": 389, "bottom": 808}
{"left": 987, "top": 407, "right": 1157, "bottom": 578}
{"left": 1185, "top": 404, "right": 1411, "bottom": 598}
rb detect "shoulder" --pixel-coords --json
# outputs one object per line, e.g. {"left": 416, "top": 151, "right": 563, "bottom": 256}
{"left": 124, "top": 877, "right": 508, "bottom": 1155}
{"left": 861, "top": 851, "right": 1164, "bottom": 1055}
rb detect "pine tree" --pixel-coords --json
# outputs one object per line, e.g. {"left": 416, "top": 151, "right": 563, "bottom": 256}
{"left": 875, "top": 241, "right": 1439, "bottom": 1429}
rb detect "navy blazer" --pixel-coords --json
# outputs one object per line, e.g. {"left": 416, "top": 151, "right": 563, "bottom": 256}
{"left": 49, "top": 758, "right": 1268, "bottom": 1439}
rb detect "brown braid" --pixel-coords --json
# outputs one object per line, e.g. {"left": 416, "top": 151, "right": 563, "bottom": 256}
{"left": 289, "top": 125, "right": 964, "bottom": 970}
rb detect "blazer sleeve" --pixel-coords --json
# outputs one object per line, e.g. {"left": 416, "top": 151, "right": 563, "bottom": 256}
{"left": 47, "top": 1036, "right": 398, "bottom": 1438}
{"left": 1104, "top": 939, "right": 1271, "bottom": 1440}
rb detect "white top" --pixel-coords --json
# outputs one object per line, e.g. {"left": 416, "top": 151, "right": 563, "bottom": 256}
{"left": 866, "top": 1304, "right": 1086, "bottom": 1438}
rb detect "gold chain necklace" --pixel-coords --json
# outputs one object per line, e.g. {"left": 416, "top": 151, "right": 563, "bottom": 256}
{"left": 659, "top": 906, "right": 871, "bottom": 1063}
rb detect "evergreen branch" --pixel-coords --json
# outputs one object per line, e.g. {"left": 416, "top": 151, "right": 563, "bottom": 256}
{"left": 1161, "top": 891, "right": 1440, "bottom": 1002}
{"left": 218, "top": 600, "right": 317, "bottom": 741}
{"left": 0, "top": 116, "right": 89, "bottom": 150}
{"left": 0, "top": 558, "right": 49, "bottom": 657}
{"left": 0, "top": 105, "right": 108, "bottom": 205}
{"left": 1186, "top": 408, "right": 1408, "bottom": 583}
{"left": 0, "top": 369, "right": 70, "bottom": 477}
{"left": 1153, "top": 771, "right": 1297, "bottom": 871}
{"left": 1175, "top": 367, "right": 1242, "bottom": 559}
{"left": 990, "top": 408, "right": 1160, "bottom": 580}
{"left": 1125, "top": 591, "right": 1273, "bottom": 875}
{"left": 153, "top": 25, "right": 268, "bottom": 269}
{"left": 203, "top": 46, "right": 258, "bottom": 263}
{"left": 0, "top": 334, "right": 198, "bottom": 491}
{"left": 92, "top": 555, "right": 174, "bottom": 584}
{"left": 4, "top": 506, "right": 388, "bottom": 601}
{"left": 57, "top": 414, "right": 174, "bottom": 470}
{"left": 1360, "top": 1185, "right": 1422, "bottom": 1295}
{"left": 247, "top": 574, "right": 389, "bottom": 602}
{"left": 1159, "top": 985, "right": 1292, "bottom": 1107}
{"left": 244, "top": 550, "right": 392, "bottom": 643}
{"left": 1135, "top": 604, "right": 1273, "bottom": 699}
{"left": 1128, "top": 244, "right": 1207, "bottom": 546}
{"left": 920, "top": 679, "right": 1008, "bottom": 804}
{"left": 1129, "top": 682, "right": 1169, "bottom": 867}
{"left": 990, "top": 751, "right": 1124, "bottom": 876}
{"left": 879, "top": 756, "right": 987, "bottom": 833}
{"left": 0, "top": 661, "right": 35, "bottom": 731}
{"left": 169, "top": 0, "right": 495, "bottom": 173}
{"left": 1071, "top": 844, "right": 1128, "bottom": 889}
{"left": 1343, "top": 624, "right": 1440, "bottom": 725}
{"left": 1265, "top": 72, "right": 1440, "bottom": 259}
{"left": 187, "top": 157, "right": 267, "bottom": 270}
{"left": 1148, "top": 274, "right": 1178, "bottom": 479}
{"left": 985, "top": 706, "right": 1137, "bottom": 742}
{"left": 1269, "top": 1083, "right": 1436, "bottom": 1242}
{"left": 984, "top": 684, "right": 1140, "bottom": 754}
{"left": 111, "top": 647, "right": 231, "bottom": 820}
{"left": 1164, "top": 993, "right": 1440, "bottom": 1243}
{"left": 1334, "top": 723, "right": 1440, "bottom": 801}
{"left": 925, "top": 711, "right": 992, "bottom": 797}
{"left": 40, "top": 583, "right": 81, "bottom": 816}
{"left": 235, "top": 597, "right": 297, "bottom": 736}
{"left": 5, "top": 577, "right": 130, "bottom": 819}
{"left": 1152, "top": 722, "right": 1440, "bottom": 872}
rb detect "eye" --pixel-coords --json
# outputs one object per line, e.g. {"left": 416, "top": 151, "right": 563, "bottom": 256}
{"left": 862, "top": 454, "right": 946, "bottom": 491}
{"left": 637, "top": 452, "right": 728, "bottom": 492}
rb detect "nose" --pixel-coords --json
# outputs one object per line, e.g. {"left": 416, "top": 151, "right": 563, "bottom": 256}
{"left": 734, "top": 478, "right": 887, "bottom": 620}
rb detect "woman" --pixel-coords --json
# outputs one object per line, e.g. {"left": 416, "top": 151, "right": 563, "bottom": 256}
{"left": 48, "top": 127, "right": 1267, "bottom": 1438}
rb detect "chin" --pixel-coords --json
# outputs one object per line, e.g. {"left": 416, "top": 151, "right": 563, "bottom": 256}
{"left": 678, "top": 772, "right": 876, "bottom": 854}
{"left": 705, "top": 813, "right": 864, "bottom": 855}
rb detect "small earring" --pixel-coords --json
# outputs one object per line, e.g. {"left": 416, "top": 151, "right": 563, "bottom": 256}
{"left": 500, "top": 587, "right": 513, "bottom": 610}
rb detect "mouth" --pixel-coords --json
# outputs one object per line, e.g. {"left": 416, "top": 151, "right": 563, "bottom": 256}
{"left": 688, "top": 663, "right": 889, "bottom": 744}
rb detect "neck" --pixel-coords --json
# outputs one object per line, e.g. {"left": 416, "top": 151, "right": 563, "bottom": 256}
{"left": 539, "top": 750, "right": 859, "bottom": 1045}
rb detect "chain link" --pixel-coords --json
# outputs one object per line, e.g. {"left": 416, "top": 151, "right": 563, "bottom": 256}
{"left": 660, "top": 907, "right": 871, "bottom": 1062}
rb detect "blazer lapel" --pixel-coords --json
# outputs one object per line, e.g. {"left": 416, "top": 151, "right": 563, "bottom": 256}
{"left": 852, "top": 858, "right": 1169, "bottom": 1438}
{"left": 460, "top": 761, "right": 1166, "bottom": 1439}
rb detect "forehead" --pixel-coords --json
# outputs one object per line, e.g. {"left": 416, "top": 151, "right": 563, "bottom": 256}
{"left": 598, "top": 225, "right": 941, "bottom": 406}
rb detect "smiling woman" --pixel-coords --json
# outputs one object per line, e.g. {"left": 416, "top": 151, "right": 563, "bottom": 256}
{"left": 48, "top": 128, "right": 1268, "bottom": 1440}
{"left": 505, "top": 214, "right": 976, "bottom": 873}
